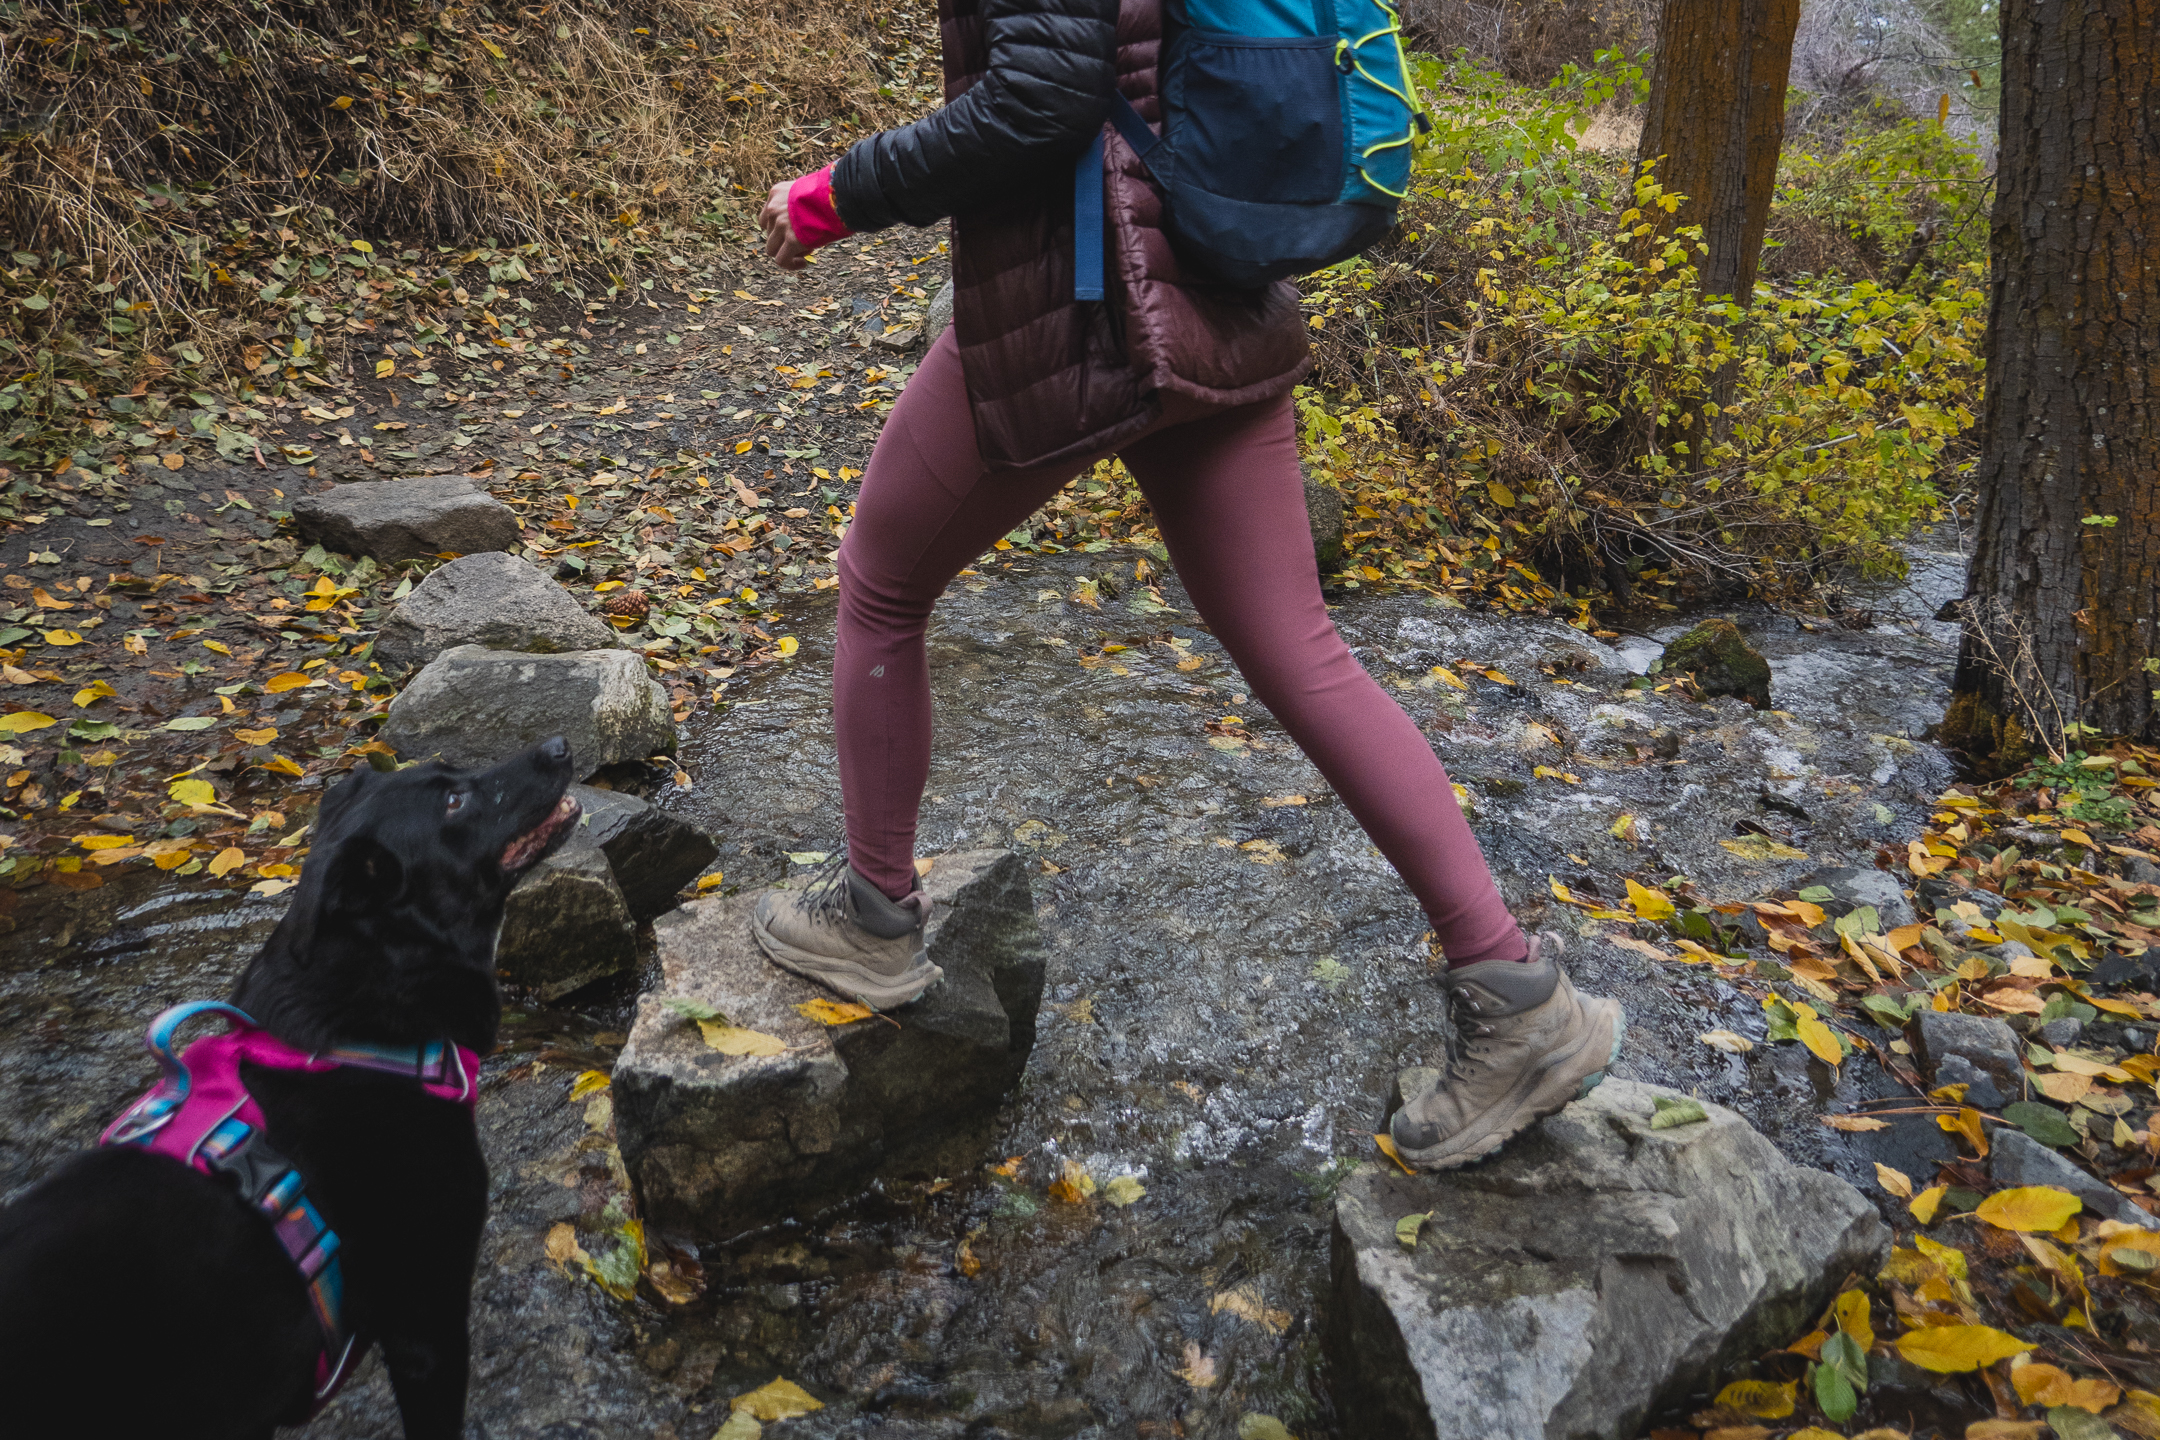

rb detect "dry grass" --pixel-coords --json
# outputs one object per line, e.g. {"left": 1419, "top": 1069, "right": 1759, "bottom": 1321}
{"left": 1, "top": 0, "right": 939, "bottom": 256}
{"left": 0, "top": 0, "right": 940, "bottom": 464}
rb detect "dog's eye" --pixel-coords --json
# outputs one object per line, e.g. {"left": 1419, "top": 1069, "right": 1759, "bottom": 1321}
{"left": 445, "top": 791, "right": 469, "bottom": 815}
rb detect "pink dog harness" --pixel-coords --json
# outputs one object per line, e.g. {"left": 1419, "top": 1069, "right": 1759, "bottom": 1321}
{"left": 99, "top": 1001, "right": 479, "bottom": 1413}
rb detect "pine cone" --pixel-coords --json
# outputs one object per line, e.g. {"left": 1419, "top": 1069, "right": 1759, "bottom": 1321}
{"left": 602, "top": 588, "right": 649, "bottom": 621}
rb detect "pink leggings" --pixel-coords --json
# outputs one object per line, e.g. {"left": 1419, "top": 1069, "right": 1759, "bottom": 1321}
{"left": 832, "top": 332, "right": 1527, "bottom": 966}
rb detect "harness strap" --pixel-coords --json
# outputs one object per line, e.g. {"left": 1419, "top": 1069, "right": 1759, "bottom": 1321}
{"left": 99, "top": 1001, "right": 469, "bottom": 1414}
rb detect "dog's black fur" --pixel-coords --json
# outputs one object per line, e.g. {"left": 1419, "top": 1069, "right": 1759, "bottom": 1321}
{"left": 0, "top": 739, "right": 578, "bottom": 1440}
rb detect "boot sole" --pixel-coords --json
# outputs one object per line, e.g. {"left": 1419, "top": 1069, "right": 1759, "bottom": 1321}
{"left": 1396, "top": 999, "right": 1626, "bottom": 1172}
{"left": 751, "top": 910, "right": 942, "bottom": 1011}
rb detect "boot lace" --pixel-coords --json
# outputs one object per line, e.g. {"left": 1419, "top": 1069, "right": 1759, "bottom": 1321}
{"left": 799, "top": 852, "right": 859, "bottom": 925}
{"left": 1441, "top": 983, "right": 1499, "bottom": 1083}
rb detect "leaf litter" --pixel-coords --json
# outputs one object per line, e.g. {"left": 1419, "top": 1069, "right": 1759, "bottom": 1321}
{"left": 1590, "top": 749, "right": 2160, "bottom": 1435}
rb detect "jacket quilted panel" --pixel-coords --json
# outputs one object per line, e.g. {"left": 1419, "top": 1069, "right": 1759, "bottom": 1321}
{"left": 832, "top": 0, "right": 1309, "bottom": 470}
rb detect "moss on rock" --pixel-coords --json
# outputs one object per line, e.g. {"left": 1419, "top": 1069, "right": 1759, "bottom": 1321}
{"left": 1660, "top": 619, "right": 1772, "bottom": 709}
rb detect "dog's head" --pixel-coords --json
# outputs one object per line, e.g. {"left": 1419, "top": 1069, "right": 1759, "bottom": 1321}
{"left": 235, "top": 738, "right": 580, "bottom": 1053}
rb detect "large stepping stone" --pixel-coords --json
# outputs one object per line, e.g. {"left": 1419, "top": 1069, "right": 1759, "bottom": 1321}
{"left": 375, "top": 551, "right": 619, "bottom": 671}
{"left": 614, "top": 850, "right": 1044, "bottom": 1235}
{"left": 1331, "top": 1079, "right": 1888, "bottom": 1439}
{"left": 292, "top": 475, "right": 519, "bottom": 562}
{"left": 382, "top": 645, "right": 674, "bottom": 777}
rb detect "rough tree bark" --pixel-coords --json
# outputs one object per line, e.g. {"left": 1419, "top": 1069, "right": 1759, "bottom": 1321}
{"left": 1944, "top": 0, "right": 2159, "bottom": 756}
{"left": 1631, "top": 0, "right": 1801, "bottom": 302}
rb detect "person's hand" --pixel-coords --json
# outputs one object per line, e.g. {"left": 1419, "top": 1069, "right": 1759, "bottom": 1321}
{"left": 760, "top": 180, "right": 811, "bottom": 271}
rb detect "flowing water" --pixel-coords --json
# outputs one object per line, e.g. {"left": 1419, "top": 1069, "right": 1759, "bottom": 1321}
{"left": 0, "top": 546, "right": 1969, "bottom": 1438}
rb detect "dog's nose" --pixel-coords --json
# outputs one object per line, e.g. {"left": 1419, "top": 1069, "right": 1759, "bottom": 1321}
{"left": 539, "top": 736, "right": 570, "bottom": 765}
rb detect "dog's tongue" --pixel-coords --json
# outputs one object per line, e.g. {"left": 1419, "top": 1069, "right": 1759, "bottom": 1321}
{"left": 502, "top": 793, "right": 580, "bottom": 870}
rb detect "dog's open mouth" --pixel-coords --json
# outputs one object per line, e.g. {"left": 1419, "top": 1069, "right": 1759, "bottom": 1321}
{"left": 501, "top": 793, "right": 580, "bottom": 871}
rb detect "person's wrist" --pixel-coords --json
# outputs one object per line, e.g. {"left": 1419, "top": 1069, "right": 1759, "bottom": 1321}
{"left": 786, "top": 167, "right": 854, "bottom": 251}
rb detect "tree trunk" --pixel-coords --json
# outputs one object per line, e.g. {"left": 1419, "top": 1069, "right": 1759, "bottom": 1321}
{"left": 1945, "top": 0, "right": 2160, "bottom": 759}
{"left": 1632, "top": 0, "right": 1800, "bottom": 303}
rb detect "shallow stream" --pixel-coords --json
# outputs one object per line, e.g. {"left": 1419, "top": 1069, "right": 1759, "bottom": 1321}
{"left": 0, "top": 547, "right": 1969, "bottom": 1438}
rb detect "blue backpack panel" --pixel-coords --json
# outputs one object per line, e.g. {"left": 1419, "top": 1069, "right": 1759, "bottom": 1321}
{"left": 1078, "top": 0, "right": 1427, "bottom": 293}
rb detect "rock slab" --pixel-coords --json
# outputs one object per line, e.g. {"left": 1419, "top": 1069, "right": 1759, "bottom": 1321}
{"left": 1331, "top": 1080, "right": 1889, "bottom": 1439}
{"left": 1991, "top": 1128, "right": 2159, "bottom": 1230}
{"left": 497, "top": 842, "right": 639, "bottom": 1000}
{"left": 292, "top": 476, "right": 519, "bottom": 563}
{"left": 568, "top": 783, "right": 719, "bottom": 922}
{"left": 382, "top": 646, "right": 674, "bottom": 778}
{"left": 1914, "top": 1010, "right": 2024, "bottom": 1102}
{"left": 375, "top": 551, "right": 619, "bottom": 670}
{"left": 614, "top": 850, "right": 1044, "bottom": 1235}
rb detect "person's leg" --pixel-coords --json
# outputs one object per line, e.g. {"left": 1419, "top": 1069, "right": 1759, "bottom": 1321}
{"left": 1120, "top": 396, "right": 1525, "bottom": 966}
{"left": 1120, "top": 396, "right": 1622, "bottom": 1170}
{"left": 754, "top": 331, "right": 1088, "bottom": 1007}
{"left": 831, "top": 330, "right": 1084, "bottom": 898}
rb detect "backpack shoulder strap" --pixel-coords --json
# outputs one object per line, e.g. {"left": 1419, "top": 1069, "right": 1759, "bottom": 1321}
{"left": 1074, "top": 92, "right": 1165, "bottom": 303}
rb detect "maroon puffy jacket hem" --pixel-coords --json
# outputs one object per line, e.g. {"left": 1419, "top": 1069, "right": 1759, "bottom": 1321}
{"left": 833, "top": 0, "right": 1310, "bottom": 472}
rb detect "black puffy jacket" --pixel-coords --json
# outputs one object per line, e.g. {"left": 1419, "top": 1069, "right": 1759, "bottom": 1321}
{"left": 830, "top": 0, "right": 1118, "bottom": 232}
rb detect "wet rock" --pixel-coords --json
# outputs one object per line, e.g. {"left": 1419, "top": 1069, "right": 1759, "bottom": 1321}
{"left": 1799, "top": 865, "right": 1918, "bottom": 930}
{"left": 1331, "top": 1079, "right": 1888, "bottom": 1439}
{"left": 1301, "top": 468, "right": 1345, "bottom": 573}
{"left": 569, "top": 784, "right": 719, "bottom": 922}
{"left": 291, "top": 475, "right": 518, "bottom": 563}
{"left": 497, "top": 842, "right": 638, "bottom": 1000}
{"left": 375, "top": 551, "right": 619, "bottom": 671}
{"left": 1991, "top": 1129, "right": 2158, "bottom": 1229}
{"left": 1659, "top": 618, "right": 1772, "bottom": 708}
{"left": 924, "top": 278, "right": 955, "bottom": 349}
{"left": 1915, "top": 1011, "right": 2022, "bottom": 1100}
{"left": 872, "top": 326, "right": 922, "bottom": 353}
{"left": 1933, "top": 1053, "right": 2006, "bottom": 1109}
{"left": 615, "top": 850, "right": 1045, "bottom": 1235}
{"left": 382, "top": 646, "right": 674, "bottom": 777}
{"left": 2041, "top": 1017, "right": 2086, "bottom": 1048}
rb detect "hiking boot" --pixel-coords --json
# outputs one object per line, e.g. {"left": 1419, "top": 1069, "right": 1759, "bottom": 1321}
{"left": 752, "top": 859, "right": 942, "bottom": 1010}
{"left": 1387, "top": 935, "right": 1624, "bottom": 1171}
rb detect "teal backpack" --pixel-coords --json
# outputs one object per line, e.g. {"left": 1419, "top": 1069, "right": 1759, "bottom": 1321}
{"left": 1077, "top": 0, "right": 1429, "bottom": 295}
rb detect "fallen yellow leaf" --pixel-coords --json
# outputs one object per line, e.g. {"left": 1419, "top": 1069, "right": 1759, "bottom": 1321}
{"left": 168, "top": 777, "right": 217, "bottom": 807}
{"left": 569, "top": 1069, "right": 611, "bottom": 1100}
{"left": 233, "top": 727, "right": 278, "bottom": 745}
{"left": 1910, "top": 1185, "right": 1947, "bottom": 1224}
{"left": 696, "top": 1021, "right": 786, "bottom": 1057}
{"left": 1625, "top": 877, "right": 1675, "bottom": 921}
{"left": 1209, "top": 1285, "right": 1291, "bottom": 1334}
{"left": 794, "top": 997, "right": 873, "bottom": 1026}
{"left": 1875, "top": 1162, "right": 1914, "bottom": 1200}
{"left": 1048, "top": 1158, "right": 1097, "bottom": 1204}
{"left": 73, "top": 680, "right": 116, "bottom": 708}
{"left": 206, "top": 847, "right": 246, "bottom": 878}
{"left": 43, "top": 630, "right": 83, "bottom": 646}
{"left": 263, "top": 672, "right": 316, "bottom": 693}
{"left": 1373, "top": 1132, "right": 1416, "bottom": 1176}
{"left": 729, "top": 1377, "right": 824, "bottom": 1421}
{"left": 1795, "top": 1013, "right": 1844, "bottom": 1067}
{"left": 1975, "top": 1185, "right": 2083, "bottom": 1233}
{"left": 1713, "top": 1378, "right": 1796, "bottom": 1419}
{"left": 1896, "top": 1323, "right": 2033, "bottom": 1373}
{"left": 1833, "top": 1287, "right": 1875, "bottom": 1349}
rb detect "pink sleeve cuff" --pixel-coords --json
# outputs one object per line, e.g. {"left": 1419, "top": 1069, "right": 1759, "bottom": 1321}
{"left": 787, "top": 167, "right": 854, "bottom": 251}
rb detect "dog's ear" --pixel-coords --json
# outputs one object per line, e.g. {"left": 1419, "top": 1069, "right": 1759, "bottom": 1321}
{"left": 316, "top": 764, "right": 374, "bottom": 832}
{"left": 318, "top": 834, "right": 405, "bottom": 914}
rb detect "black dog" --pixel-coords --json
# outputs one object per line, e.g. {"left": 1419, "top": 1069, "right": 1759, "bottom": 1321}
{"left": 0, "top": 737, "right": 578, "bottom": 1439}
